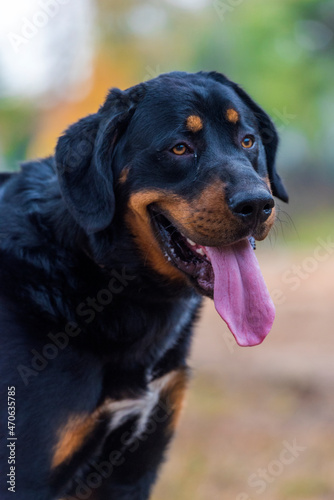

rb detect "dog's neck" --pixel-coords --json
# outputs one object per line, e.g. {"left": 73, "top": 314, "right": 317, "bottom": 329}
{"left": 0, "top": 157, "right": 198, "bottom": 338}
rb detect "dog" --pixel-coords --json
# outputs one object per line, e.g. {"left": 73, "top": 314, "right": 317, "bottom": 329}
{"left": 0, "top": 71, "right": 288, "bottom": 500}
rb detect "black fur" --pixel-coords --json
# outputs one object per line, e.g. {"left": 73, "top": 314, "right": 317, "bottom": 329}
{"left": 0, "top": 71, "right": 287, "bottom": 500}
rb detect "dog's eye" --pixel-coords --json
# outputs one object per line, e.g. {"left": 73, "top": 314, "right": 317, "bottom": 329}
{"left": 241, "top": 135, "right": 255, "bottom": 149}
{"left": 172, "top": 144, "right": 187, "bottom": 155}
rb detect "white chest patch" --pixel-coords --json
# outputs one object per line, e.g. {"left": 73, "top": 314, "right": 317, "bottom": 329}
{"left": 104, "top": 371, "right": 177, "bottom": 443}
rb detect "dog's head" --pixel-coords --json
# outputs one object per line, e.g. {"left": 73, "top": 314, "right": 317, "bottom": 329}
{"left": 55, "top": 71, "right": 288, "bottom": 346}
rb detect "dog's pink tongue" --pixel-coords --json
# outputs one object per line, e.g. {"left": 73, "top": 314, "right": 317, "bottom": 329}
{"left": 205, "top": 240, "right": 275, "bottom": 347}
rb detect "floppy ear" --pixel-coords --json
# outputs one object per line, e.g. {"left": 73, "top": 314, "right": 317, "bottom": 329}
{"left": 207, "top": 71, "right": 289, "bottom": 203}
{"left": 55, "top": 86, "right": 144, "bottom": 234}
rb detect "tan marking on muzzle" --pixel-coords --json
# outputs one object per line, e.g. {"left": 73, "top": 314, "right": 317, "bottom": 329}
{"left": 126, "top": 178, "right": 276, "bottom": 278}
{"left": 253, "top": 176, "right": 276, "bottom": 240}
{"left": 126, "top": 181, "right": 244, "bottom": 278}
{"left": 126, "top": 190, "right": 187, "bottom": 281}
{"left": 162, "top": 181, "right": 242, "bottom": 246}
{"left": 263, "top": 175, "right": 271, "bottom": 190}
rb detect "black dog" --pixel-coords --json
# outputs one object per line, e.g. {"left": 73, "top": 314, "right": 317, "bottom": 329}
{"left": 0, "top": 71, "right": 288, "bottom": 500}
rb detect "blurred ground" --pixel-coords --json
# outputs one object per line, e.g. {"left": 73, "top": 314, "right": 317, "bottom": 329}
{"left": 154, "top": 247, "right": 334, "bottom": 500}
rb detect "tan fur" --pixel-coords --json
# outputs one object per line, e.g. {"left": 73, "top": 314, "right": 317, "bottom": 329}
{"left": 252, "top": 176, "right": 276, "bottom": 240}
{"left": 186, "top": 115, "right": 203, "bottom": 133}
{"left": 125, "top": 181, "right": 244, "bottom": 278}
{"left": 226, "top": 108, "right": 239, "bottom": 123}
{"left": 161, "top": 181, "right": 239, "bottom": 246}
{"left": 160, "top": 368, "right": 189, "bottom": 432}
{"left": 118, "top": 166, "right": 130, "bottom": 184}
{"left": 126, "top": 179, "right": 276, "bottom": 277}
{"left": 52, "top": 371, "right": 187, "bottom": 470}
{"left": 126, "top": 190, "right": 187, "bottom": 281}
{"left": 52, "top": 414, "right": 96, "bottom": 469}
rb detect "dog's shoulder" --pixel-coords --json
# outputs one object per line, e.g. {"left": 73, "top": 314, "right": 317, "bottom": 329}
{"left": 0, "top": 157, "right": 56, "bottom": 206}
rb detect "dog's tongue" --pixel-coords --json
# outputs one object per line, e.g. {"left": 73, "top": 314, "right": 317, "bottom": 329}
{"left": 204, "top": 240, "right": 275, "bottom": 347}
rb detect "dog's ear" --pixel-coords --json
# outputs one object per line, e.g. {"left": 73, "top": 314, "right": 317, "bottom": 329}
{"left": 206, "top": 71, "right": 288, "bottom": 203}
{"left": 55, "top": 86, "right": 145, "bottom": 234}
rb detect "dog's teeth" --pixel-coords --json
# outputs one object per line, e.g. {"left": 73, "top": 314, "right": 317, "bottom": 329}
{"left": 186, "top": 238, "right": 196, "bottom": 246}
{"left": 196, "top": 248, "right": 205, "bottom": 256}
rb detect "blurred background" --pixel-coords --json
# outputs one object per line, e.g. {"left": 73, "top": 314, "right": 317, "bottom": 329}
{"left": 1, "top": 1, "right": 333, "bottom": 498}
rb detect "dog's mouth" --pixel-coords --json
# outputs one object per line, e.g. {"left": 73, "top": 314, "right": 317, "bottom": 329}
{"left": 149, "top": 207, "right": 275, "bottom": 347}
{"left": 150, "top": 210, "right": 215, "bottom": 295}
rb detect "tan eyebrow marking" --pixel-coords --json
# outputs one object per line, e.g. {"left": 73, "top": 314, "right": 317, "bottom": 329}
{"left": 186, "top": 115, "right": 203, "bottom": 133}
{"left": 119, "top": 166, "right": 130, "bottom": 184}
{"left": 226, "top": 108, "right": 239, "bottom": 124}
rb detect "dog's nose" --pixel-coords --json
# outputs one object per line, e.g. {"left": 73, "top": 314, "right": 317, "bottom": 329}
{"left": 229, "top": 190, "right": 275, "bottom": 225}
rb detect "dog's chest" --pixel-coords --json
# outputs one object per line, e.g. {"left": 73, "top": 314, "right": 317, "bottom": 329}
{"left": 51, "top": 294, "right": 199, "bottom": 487}
{"left": 102, "top": 370, "right": 182, "bottom": 443}
{"left": 52, "top": 370, "right": 187, "bottom": 472}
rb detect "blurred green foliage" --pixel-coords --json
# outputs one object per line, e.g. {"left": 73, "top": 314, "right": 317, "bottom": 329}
{"left": 1, "top": 0, "right": 334, "bottom": 190}
{"left": 96, "top": 0, "right": 334, "bottom": 139}
{"left": 0, "top": 101, "right": 36, "bottom": 167}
